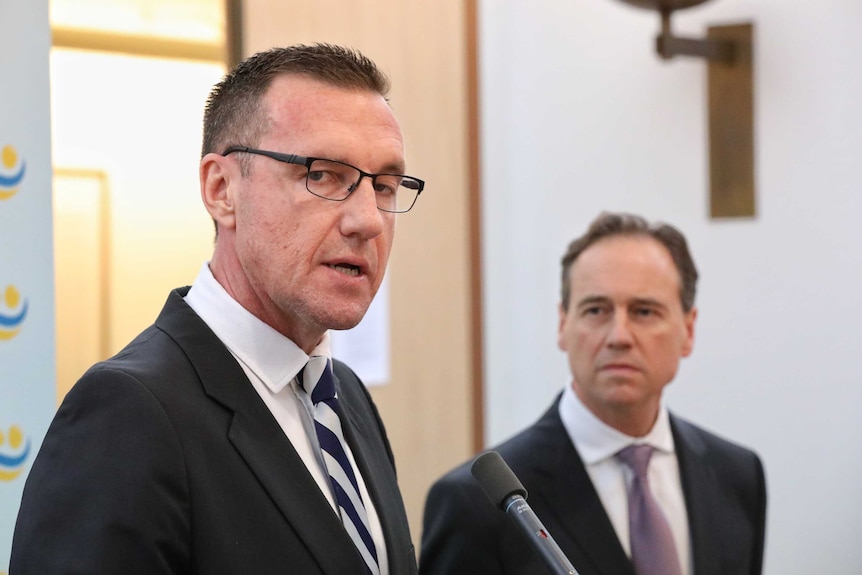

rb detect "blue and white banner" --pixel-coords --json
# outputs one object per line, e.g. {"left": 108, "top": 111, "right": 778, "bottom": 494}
{"left": 0, "top": 0, "right": 56, "bottom": 571}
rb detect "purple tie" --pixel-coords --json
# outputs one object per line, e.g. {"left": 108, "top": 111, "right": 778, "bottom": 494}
{"left": 616, "top": 445, "right": 683, "bottom": 575}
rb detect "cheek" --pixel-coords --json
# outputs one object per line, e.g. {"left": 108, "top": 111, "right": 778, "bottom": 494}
{"left": 376, "top": 221, "right": 396, "bottom": 260}
{"left": 646, "top": 337, "right": 686, "bottom": 374}
{"left": 572, "top": 326, "right": 604, "bottom": 353}
{"left": 382, "top": 216, "right": 396, "bottom": 242}
{"left": 237, "top": 202, "right": 304, "bottom": 269}
{"left": 564, "top": 329, "right": 597, "bottom": 365}
{"left": 234, "top": 188, "right": 274, "bottom": 235}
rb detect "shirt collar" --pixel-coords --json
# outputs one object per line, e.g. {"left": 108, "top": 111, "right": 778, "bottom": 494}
{"left": 558, "top": 383, "right": 675, "bottom": 465}
{"left": 183, "top": 262, "right": 330, "bottom": 393}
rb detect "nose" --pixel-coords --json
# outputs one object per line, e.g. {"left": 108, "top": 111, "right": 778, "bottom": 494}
{"left": 348, "top": 172, "right": 375, "bottom": 195}
{"left": 341, "top": 176, "right": 385, "bottom": 239}
{"left": 606, "top": 311, "right": 633, "bottom": 348}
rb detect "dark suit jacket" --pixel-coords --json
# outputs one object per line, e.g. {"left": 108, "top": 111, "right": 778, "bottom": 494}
{"left": 11, "top": 288, "right": 417, "bottom": 575}
{"left": 419, "top": 396, "right": 766, "bottom": 575}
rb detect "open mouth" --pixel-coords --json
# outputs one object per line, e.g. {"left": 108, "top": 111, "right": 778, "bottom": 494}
{"left": 328, "top": 263, "right": 361, "bottom": 277}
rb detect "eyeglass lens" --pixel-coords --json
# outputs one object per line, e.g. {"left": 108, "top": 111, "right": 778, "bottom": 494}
{"left": 306, "top": 159, "right": 420, "bottom": 213}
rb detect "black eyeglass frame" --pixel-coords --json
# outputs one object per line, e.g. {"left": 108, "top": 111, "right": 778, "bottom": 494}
{"left": 222, "top": 145, "right": 424, "bottom": 213}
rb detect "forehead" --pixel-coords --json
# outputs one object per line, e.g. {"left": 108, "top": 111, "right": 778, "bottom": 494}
{"left": 569, "top": 235, "right": 682, "bottom": 302}
{"left": 260, "top": 74, "right": 405, "bottom": 166}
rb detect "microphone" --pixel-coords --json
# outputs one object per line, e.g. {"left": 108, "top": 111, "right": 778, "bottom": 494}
{"left": 471, "top": 451, "right": 580, "bottom": 575}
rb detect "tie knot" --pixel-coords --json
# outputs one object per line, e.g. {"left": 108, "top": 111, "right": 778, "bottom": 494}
{"left": 298, "top": 356, "right": 336, "bottom": 405}
{"left": 616, "top": 444, "right": 655, "bottom": 478}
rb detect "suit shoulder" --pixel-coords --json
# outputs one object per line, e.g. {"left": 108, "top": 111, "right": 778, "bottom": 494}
{"left": 77, "top": 322, "right": 200, "bottom": 397}
{"left": 421, "top": 421, "right": 559, "bottom": 575}
{"left": 428, "top": 456, "right": 476, "bottom": 494}
{"left": 427, "top": 414, "right": 554, "bottom": 504}
{"left": 671, "top": 414, "right": 766, "bottom": 493}
{"left": 672, "top": 415, "right": 762, "bottom": 460}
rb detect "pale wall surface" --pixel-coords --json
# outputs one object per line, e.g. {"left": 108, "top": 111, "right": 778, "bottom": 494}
{"left": 50, "top": 50, "right": 223, "bottom": 379}
{"left": 480, "top": 0, "right": 862, "bottom": 573}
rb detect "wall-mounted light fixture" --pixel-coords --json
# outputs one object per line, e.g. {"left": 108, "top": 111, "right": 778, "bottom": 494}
{"left": 616, "top": 0, "right": 755, "bottom": 218}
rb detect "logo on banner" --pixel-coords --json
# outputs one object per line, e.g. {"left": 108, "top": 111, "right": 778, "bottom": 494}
{"left": 0, "top": 145, "right": 26, "bottom": 200}
{"left": 0, "top": 285, "right": 28, "bottom": 340}
{"left": 0, "top": 424, "right": 31, "bottom": 482}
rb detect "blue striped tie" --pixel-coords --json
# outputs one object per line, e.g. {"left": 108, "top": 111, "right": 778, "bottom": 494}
{"left": 299, "top": 357, "right": 380, "bottom": 575}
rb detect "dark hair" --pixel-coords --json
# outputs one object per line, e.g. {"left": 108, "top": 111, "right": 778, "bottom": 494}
{"left": 560, "top": 212, "right": 698, "bottom": 312}
{"left": 201, "top": 43, "right": 390, "bottom": 161}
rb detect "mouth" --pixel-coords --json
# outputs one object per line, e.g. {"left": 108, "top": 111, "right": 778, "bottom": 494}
{"left": 327, "top": 263, "right": 362, "bottom": 277}
{"left": 601, "top": 363, "right": 638, "bottom": 372}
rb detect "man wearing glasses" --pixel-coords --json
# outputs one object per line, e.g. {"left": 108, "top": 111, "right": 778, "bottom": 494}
{"left": 12, "top": 44, "right": 422, "bottom": 575}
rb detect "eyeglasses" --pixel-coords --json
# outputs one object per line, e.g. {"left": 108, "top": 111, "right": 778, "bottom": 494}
{"left": 222, "top": 146, "right": 424, "bottom": 213}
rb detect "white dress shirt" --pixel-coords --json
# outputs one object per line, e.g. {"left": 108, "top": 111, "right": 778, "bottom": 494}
{"left": 184, "top": 262, "right": 389, "bottom": 575}
{"left": 558, "top": 384, "right": 691, "bottom": 575}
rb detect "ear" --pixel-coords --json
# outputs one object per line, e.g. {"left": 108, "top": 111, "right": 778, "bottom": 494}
{"left": 557, "top": 302, "right": 568, "bottom": 351}
{"left": 200, "top": 152, "right": 237, "bottom": 231}
{"left": 680, "top": 306, "right": 697, "bottom": 357}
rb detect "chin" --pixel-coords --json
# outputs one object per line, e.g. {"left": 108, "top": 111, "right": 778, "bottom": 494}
{"left": 327, "top": 318, "right": 363, "bottom": 331}
{"left": 321, "top": 305, "right": 371, "bottom": 331}
{"left": 601, "top": 382, "right": 650, "bottom": 403}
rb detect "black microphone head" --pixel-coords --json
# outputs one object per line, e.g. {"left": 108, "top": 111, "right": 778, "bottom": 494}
{"left": 471, "top": 450, "right": 527, "bottom": 510}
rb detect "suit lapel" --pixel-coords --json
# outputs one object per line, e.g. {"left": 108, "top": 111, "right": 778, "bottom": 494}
{"left": 672, "top": 415, "right": 722, "bottom": 575}
{"left": 520, "top": 402, "right": 635, "bottom": 575}
{"left": 514, "top": 402, "right": 726, "bottom": 575}
{"left": 154, "top": 289, "right": 364, "bottom": 575}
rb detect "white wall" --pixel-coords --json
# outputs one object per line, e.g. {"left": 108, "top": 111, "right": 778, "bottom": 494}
{"left": 480, "top": 0, "right": 862, "bottom": 573}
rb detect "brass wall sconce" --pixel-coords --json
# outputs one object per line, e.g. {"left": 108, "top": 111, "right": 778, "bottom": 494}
{"left": 617, "top": 0, "right": 755, "bottom": 218}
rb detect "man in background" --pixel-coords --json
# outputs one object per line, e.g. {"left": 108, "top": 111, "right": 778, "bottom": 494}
{"left": 12, "top": 44, "right": 424, "bottom": 575}
{"left": 420, "top": 212, "right": 766, "bottom": 575}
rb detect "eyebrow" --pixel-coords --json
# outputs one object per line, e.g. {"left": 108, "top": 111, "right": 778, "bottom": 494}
{"left": 371, "top": 159, "right": 407, "bottom": 174}
{"left": 575, "top": 295, "right": 668, "bottom": 310}
{"left": 631, "top": 297, "right": 665, "bottom": 307}
{"left": 319, "top": 153, "right": 406, "bottom": 175}
{"left": 575, "top": 295, "right": 611, "bottom": 308}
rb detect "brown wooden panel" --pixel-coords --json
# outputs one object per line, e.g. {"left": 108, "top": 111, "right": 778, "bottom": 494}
{"left": 465, "top": 0, "right": 484, "bottom": 456}
{"left": 240, "top": 0, "right": 478, "bottom": 546}
{"left": 708, "top": 23, "right": 755, "bottom": 218}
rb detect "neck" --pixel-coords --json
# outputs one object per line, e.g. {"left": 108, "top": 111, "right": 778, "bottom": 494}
{"left": 574, "top": 386, "right": 660, "bottom": 438}
{"left": 209, "top": 247, "right": 324, "bottom": 353}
